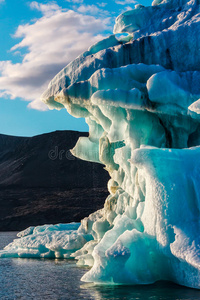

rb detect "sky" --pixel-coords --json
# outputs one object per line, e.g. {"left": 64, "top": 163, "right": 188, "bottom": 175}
{"left": 0, "top": 0, "right": 152, "bottom": 137}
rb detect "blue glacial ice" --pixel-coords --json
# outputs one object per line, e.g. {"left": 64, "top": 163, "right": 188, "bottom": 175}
{"left": 1, "top": 0, "right": 200, "bottom": 289}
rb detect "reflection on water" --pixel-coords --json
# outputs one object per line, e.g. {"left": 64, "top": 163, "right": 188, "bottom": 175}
{"left": 81, "top": 282, "right": 200, "bottom": 300}
{"left": 0, "top": 232, "right": 199, "bottom": 300}
{"left": 0, "top": 257, "right": 90, "bottom": 300}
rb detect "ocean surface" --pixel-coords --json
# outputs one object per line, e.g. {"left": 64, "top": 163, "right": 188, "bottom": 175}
{"left": 0, "top": 232, "right": 199, "bottom": 300}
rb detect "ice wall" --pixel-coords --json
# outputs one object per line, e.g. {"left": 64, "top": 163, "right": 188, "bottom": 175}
{"left": 1, "top": 0, "right": 200, "bottom": 289}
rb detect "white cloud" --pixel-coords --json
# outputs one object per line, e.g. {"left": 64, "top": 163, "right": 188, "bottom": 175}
{"left": 116, "top": 0, "right": 137, "bottom": 5}
{"left": 0, "top": 2, "right": 110, "bottom": 110}
{"left": 125, "top": 6, "right": 134, "bottom": 10}
{"left": 30, "top": 1, "right": 61, "bottom": 16}
{"left": 75, "top": 4, "right": 110, "bottom": 17}
{"left": 97, "top": 3, "right": 107, "bottom": 8}
{"left": 28, "top": 99, "right": 48, "bottom": 111}
{"left": 65, "top": 0, "right": 83, "bottom": 3}
{"left": 0, "top": 0, "right": 5, "bottom": 3}
{"left": 77, "top": 4, "right": 102, "bottom": 15}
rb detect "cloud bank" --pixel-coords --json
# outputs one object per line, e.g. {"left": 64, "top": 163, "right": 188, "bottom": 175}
{"left": 115, "top": 0, "right": 137, "bottom": 5}
{"left": 0, "top": 2, "right": 110, "bottom": 110}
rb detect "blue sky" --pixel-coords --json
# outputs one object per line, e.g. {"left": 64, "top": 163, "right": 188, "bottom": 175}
{"left": 0, "top": 0, "right": 152, "bottom": 137}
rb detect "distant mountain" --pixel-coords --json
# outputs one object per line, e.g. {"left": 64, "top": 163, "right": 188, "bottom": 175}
{"left": 0, "top": 131, "right": 109, "bottom": 230}
{"left": 0, "top": 130, "right": 109, "bottom": 188}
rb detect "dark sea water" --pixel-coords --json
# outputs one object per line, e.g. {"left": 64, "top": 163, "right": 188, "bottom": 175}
{"left": 0, "top": 232, "right": 199, "bottom": 300}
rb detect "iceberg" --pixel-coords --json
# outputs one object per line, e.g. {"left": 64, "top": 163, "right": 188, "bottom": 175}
{"left": 1, "top": 0, "right": 200, "bottom": 289}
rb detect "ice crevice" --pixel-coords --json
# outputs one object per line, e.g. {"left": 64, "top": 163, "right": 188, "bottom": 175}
{"left": 1, "top": 0, "right": 200, "bottom": 289}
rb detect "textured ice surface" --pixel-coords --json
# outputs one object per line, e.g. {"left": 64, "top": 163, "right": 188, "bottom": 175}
{"left": 0, "top": 223, "right": 93, "bottom": 258}
{"left": 1, "top": 0, "right": 200, "bottom": 289}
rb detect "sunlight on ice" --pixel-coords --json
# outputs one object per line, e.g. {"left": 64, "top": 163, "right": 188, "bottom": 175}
{"left": 1, "top": 0, "right": 200, "bottom": 289}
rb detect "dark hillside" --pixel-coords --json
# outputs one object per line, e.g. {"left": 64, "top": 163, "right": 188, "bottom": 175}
{"left": 0, "top": 131, "right": 109, "bottom": 230}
